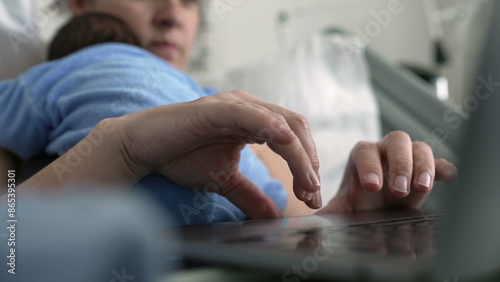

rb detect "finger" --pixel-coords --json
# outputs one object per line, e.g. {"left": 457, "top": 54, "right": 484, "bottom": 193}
{"left": 304, "top": 191, "right": 323, "bottom": 210}
{"left": 259, "top": 104, "right": 320, "bottom": 183}
{"left": 229, "top": 90, "right": 320, "bottom": 178}
{"left": 293, "top": 180, "right": 322, "bottom": 209}
{"left": 233, "top": 102, "right": 321, "bottom": 196}
{"left": 411, "top": 142, "right": 435, "bottom": 193}
{"left": 269, "top": 130, "right": 321, "bottom": 194}
{"left": 350, "top": 141, "right": 383, "bottom": 192}
{"left": 435, "top": 158, "right": 457, "bottom": 185}
{"left": 219, "top": 171, "right": 284, "bottom": 219}
{"left": 382, "top": 131, "right": 413, "bottom": 197}
{"left": 268, "top": 127, "right": 321, "bottom": 204}
{"left": 279, "top": 111, "right": 321, "bottom": 190}
{"left": 228, "top": 91, "right": 319, "bottom": 163}
{"left": 259, "top": 109, "right": 321, "bottom": 196}
{"left": 198, "top": 97, "right": 296, "bottom": 145}
{"left": 211, "top": 91, "right": 320, "bottom": 201}
{"left": 293, "top": 178, "right": 308, "bottom": 201}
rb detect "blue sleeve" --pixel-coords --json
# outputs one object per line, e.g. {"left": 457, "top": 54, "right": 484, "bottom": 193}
{"left": 0, "top": 78, "right": 50, "bottom": 160}
{"left": 40, "top": 44, "right": 204, "bottom": 155}
{"left": 0, "top": 43, "right": 203, "bottom": 158}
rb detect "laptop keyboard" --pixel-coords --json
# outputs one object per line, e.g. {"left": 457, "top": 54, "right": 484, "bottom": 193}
{"left": 220, "top": 214, "right": 443, "bottom": 260}
{"left": 292, "top": 214, "right": 443, "bottom": 260}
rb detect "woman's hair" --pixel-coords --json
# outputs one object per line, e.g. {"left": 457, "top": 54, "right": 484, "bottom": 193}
{"left": 48, "top": 12, "right": 141, "bottom": 60}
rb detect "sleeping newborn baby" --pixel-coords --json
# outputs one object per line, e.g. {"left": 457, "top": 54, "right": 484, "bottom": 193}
{"left": 1, "top": 11, "right": 287, "bottom": 226}
{"left": 48, "top": 12, "right": 141, "bottom": 60}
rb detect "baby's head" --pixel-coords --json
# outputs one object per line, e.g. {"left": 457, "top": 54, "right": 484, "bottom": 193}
{"left": 48, "top": 12, "right": 141, "bottom": 61}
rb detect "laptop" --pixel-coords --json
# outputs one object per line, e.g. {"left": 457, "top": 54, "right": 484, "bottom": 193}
{"left": 177, "top": 4, "right": 500, "bottom": 281}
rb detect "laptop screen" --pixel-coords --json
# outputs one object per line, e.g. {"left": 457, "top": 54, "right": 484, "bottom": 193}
{"left": 437, "top": 1, "right": 500, "bottom": 279}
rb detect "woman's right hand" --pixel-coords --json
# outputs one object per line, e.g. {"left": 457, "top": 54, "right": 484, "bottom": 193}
{"left": 117, "top": 91, "right": 322, "bottom": 219}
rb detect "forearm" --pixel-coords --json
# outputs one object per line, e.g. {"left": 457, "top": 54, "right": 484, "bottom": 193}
{"left": 18, "top": 118, "right": 146, "bottom": 193}
{"left": 0, "top": 148, "right": 21, "bottom": 195}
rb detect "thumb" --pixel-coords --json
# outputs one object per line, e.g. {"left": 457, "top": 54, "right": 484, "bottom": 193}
{"left": 219, "top": 171, "right": 284, "bottom": 220}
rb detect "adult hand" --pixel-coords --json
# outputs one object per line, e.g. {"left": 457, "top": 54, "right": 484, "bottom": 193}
{"left": 317, "top": 131, "right": 457, "bottom": 214}
{"left": 117, "top": 91, "right": 321, "bottom": 219}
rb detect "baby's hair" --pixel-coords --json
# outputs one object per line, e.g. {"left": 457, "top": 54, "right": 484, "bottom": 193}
{"left": 48, "top": 12, "right": 141, "bottom": 60}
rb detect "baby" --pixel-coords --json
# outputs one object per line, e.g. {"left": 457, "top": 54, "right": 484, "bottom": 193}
{"left": 48, "top": 12, "right": 141, "bottom": 60}
{"left": 0, "top": 12, "right": 286, "bottom": 226}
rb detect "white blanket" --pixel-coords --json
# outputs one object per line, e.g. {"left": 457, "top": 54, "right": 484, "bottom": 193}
{"left": 0, "top": 0, "right": 44, "bottom": 80}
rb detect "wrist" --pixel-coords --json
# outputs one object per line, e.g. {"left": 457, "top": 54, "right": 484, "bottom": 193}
{"left": 108, "top": 117, "right": 152, "bottom": 181}
{"left": 19, "top": 118, "right": 151, "bottom": 192}
{"left": 78, "top": 118, "right": 150, "bottom": 186}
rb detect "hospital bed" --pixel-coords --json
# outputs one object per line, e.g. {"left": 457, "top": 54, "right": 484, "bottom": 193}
{"left": 366, "top": 45, "right": 465, "bottom": 164}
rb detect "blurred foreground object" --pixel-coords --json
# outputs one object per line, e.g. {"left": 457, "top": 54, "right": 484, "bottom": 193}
{"left": 0, "top": 192, "right": 175, "bottom": 282}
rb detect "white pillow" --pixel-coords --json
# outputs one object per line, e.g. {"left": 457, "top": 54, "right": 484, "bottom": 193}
{"left": 0, "top": 0, "right": 44, "bottom": 80}
{"left": 218, "top": 32, "right": 382, "bottom": 201}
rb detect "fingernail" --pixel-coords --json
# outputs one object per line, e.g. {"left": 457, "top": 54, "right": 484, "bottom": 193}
{"left": 297, "top": 189, "right": 306, "bottom": 201}
{"left": 365, "top": 173, "right": 381, "bottom": 186}
{"left": 313, "top": 191, "right": 322, "bottom": 209}
{"left": 393, "top": 175, "right": 408, "bottom": 194}
{"left": 304, "top": 192, "right": 313, "bottom": 201}
{"left": 309, "top": 170, "right": 321, "bottom": 188}
{"left": 417, "top": 172, "right": 432, "bottom": 188}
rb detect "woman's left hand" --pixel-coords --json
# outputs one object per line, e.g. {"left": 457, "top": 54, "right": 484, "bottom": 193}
{"left": 317, "top": 131, "right": 457, "bottom": 214}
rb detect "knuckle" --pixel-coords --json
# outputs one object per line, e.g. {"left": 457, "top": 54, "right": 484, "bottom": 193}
{"left": 412, "top": 142, "right": 434, "bottom": 165}
{"left": 413, "top": 141, "right": 431, "bottom": 151}
{"left": 386, "top": 130, "right": 411, "bottom": 141}
{"left": 230, "top": 89, "right": 251, "bottom": 98}
{"left": 273, "top": 115, "right": 289, "bottom": 132}
{"left": 310, "top": 155, "right": 321, "bottom": 171}
{"left": 292, "top": 113, "right": 311, "bottom": 130}
{"left": 435, "top": 158, "right": 450, "bottom": 165}
{"left": 353, "top": 141, "right": 376, "bottom": 152}
{"left": 394, "top": 157, "right": 413, "bottom": 174}
{"left": 195, "top": 95, "right": 213, "bottom": 103}
{"left": 221, "top": 100, "right": 247, "bottom": 114}
{"left": 231, "top": 100, "right": 248, "bottom": 109}
{"left": 271, "top": 112, "right": 287, "bottom": 123}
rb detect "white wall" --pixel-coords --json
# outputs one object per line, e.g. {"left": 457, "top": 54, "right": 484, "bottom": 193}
{"left": 199, "top": 0, "right": 491, "bottom": 103}
{"left": 203, "top": 0, "right": 432, "bottom": 71}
